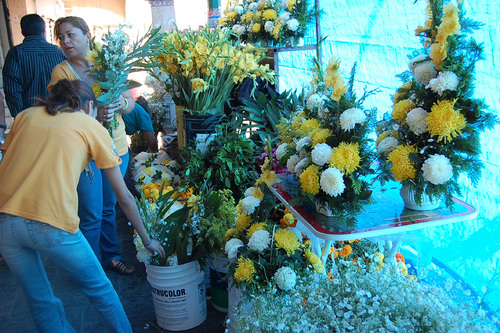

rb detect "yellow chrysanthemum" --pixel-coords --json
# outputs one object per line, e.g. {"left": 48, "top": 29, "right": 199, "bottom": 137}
{"left": 234, "top": 257, "right": 255, "bottom": 283}
{"left": 263, "top": 9, "right": 277, "bottom": 20}
{"left": 339, "top": 245, "right": 352, "bottom": 258}
{"left": 304, "top": 250, "right": 324, "bottom": 273}
{"left": 226, "top": 11, "right": 237, "bottom": 20}
{"left": 236, "top": 199, "right": 244, "bottom": 214}
{"left": 299, "top": 165, "right": 320, "bottom": 195}
{"left": 191, "top": 78, "right": 208, "bottom": 94}
{"left": 310, "top": 128, "right": 332, "bottom": 146}
{"left": 392, "top": 99, "right": 415, "bottom": 124}
{"left": 225, "top": 228, "right": 237, "bottom": 241}
{"left": 393, "top": 82, "right": 412, "bottom": 103}
{"left": 274, "top": 228, "right": 301, "bottom": 256}
{"left": 252, "top": 23, "right": 261, "bottom": 33}
{"left": 300, "top": 118, "right": 321, "bottom": 133}
{"left": 387, "top": 144, "right": 417, "bottom": 182}
{"left": 426, "top": 99, "right": 466, "bottom": 143}
{"left": 329, "top": 142, "right": 360, "bottom": 175}
{"left": 247, "top": 222, "right": 266, "bottom": 238}
{"left": 91, "top": 82, "right": 103, "bottom": 98}
{"left": 236, "top": 214, "right": 253, "bottom": 232}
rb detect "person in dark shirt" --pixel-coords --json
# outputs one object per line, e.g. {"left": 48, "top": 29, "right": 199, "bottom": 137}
{"left": 2, "top": 14, "right": 67, "bottom": 117}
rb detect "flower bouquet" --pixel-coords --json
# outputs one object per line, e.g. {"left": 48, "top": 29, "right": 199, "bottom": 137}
{"left": 275, "top": 56, "right": 377, "bottom": 220}
{"left": 219, "top": 0, "right": 312, "bottom": 47}
{"left": 375, "top": 0, "right": 498, "bottom": 208}
{"left": 131, "top": 151, "right": 181, "bottom": 193}
{"left": 152, "top": 25, "right": 275, "bottom": 116}
{"left": 86, "top": 25, "right": 161, "bottom": 136}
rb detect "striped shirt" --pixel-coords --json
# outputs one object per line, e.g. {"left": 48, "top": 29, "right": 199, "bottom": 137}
{"left": 2, "top": 35, "right": 67, "bottom": 117}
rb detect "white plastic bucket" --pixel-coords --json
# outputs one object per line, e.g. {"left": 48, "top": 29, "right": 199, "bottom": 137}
{"left": 146, "top": 261, "right": 207, "bottom": 331}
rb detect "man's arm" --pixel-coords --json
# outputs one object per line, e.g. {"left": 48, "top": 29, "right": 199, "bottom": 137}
{"left": 2, "top": 48, "right": 23, "bottom": 117}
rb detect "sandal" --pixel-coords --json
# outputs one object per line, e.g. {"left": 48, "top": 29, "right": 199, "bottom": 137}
{"left": 106, "top": 260, "right": 135, "bottom": 275}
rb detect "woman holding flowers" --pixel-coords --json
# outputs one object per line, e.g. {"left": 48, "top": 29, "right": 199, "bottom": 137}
{"left": 48, "top": 16, "right": 137, "bottom": 275}
{"left": 0, "top": 79, "right": 164, "bottom": 332}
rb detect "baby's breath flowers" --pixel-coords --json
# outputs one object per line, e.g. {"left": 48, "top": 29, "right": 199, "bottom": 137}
{"left": 376, "top": 0, "right": 498, "bottom": 207}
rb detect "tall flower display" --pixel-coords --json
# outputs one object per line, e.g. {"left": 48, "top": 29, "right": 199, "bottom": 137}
{"left": 152, "top": 26, "right": 275, "bottom": 116}
{"left": 376, "top": 0, "right": 498, "bottom": 207}
{"left": 276, "top": 57, "right": 376, "bottom": 220}
{"left": 219, "top": 0, "right": 312, "bottom": 47}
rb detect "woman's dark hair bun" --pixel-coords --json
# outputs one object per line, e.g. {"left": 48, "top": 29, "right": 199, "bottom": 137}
{"left": 40, "top": 79, "right": 83, "bottom": 115}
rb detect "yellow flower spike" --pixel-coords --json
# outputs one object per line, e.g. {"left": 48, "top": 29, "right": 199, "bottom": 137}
{"left": 426, "top": 99, "right": 466, "bottom": 143}
{"left": 387, "top": 144, "right": 417, "bottom": 182}
{"left": 329, "top": 142, "right": 361, "bottom": 175}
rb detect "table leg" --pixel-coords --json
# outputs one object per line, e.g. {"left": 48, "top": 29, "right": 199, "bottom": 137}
{"left": 321, "top": 240, "right": 332, "bottom": 265}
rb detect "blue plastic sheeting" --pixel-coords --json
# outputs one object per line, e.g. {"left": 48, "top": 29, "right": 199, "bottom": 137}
{"left": 278, "top": 0, "right": 500, "bottom": 312}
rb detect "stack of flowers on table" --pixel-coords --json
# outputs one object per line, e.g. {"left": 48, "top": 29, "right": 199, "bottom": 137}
{"left": 375, "top": 0, "right": 498, "bottom": 207}
{"left": 275, "top": 56, "right": 377, "bottom": 220}
{"left": 151, "top": 25, "right": 275, "bottom": 116}
{"left": 218, "top": 0, "right": 312, "bottom": 47}
{"left": 85, "top": 25, "right": 161, "bottom": 137}
{"left": 131, "top": 151, "right": 182, "bottom": 193}
{"left": 224, "top": 143, "right": 325, "bottom": 294}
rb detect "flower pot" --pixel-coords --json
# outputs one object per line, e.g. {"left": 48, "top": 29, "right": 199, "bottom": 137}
{"left": 209, "top": 254, "right": 229, "bottom": 312}
{"left": 146, "top": 261, "right": 207, "bottom": 331}
{"left": 400, "top": 185, "right": 440, "bottom": 211}
{"left": 315, "top": 202, "right": 335, "bottom": 217}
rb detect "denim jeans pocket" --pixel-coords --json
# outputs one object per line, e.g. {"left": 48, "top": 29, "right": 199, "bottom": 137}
{"left": 26, "top": 220, "right": 64, "bottom": 247}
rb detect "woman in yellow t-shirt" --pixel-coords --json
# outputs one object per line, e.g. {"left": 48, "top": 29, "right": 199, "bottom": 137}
{"left": 48, "top": 16, "right": 135, "bottom": 274}
{"left": 0, "top": 79, "right": 164, "bottom": 332}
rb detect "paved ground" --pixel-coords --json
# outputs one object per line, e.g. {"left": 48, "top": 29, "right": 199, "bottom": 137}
{"left": 0, "top": 208, "right": 227, "bottom": 333}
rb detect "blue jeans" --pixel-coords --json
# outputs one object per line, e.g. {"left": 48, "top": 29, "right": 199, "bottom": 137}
{"left": 78, "top": 153, "right": 129, "bottom": 267}
{"left": 0, "top": 213, "right": 132, "bottom": 333}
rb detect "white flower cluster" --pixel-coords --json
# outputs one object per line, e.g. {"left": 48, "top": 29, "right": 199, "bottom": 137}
{"left": 273, "top": 266, "right": 297, "bottom": 291}
{"left": 225, "top": 238, "right": 244, "bottom": 261}
{"left": 422, "top": 154, "right": 453, "bottom": 185}
{"left": 131, "top": 151, "right": 181, "bottom": 191}
{"left": 406, "top": 107, "right": 429, "bottom": 135}
{"left": 426, "top": 71, "right": 460, "bottom": 96}
{"left": 228, "top": 260, "right": 498, "bottom": 332}
{"left": 320, "top": 167, "right": 345, "bottom": 197}
{"left": 377, "top": 136, "right": 399, "bottom": 154}
{"left": 248, "top": 230, "right": 271, "bottom": 252}
{"left": 409, "top": 55, "right": 437, "bottom": 85}
{"left": 311, "top": 143, "right": 333, "bottom": 167}
{"left": 339, "top": 108, "right": 366, "bottom": 131}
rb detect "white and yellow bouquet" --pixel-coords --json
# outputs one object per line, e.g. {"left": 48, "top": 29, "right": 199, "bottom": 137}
{"left": 219, "top": 0, "right": 312, "bottom": 47}
{"left": 131, "top": 151, "right": 181, "bottom": 192}
{"left": 375, "top": 0, "right": 498, "bottom": 207}
{"left": 152, "top": 26, "right": 275, "bottom": 116}
{"left": 224, "top": 144, "right": 325, "bottom": 293}
{"left": 275, "top": 56, "right": 376, "bottom": 220}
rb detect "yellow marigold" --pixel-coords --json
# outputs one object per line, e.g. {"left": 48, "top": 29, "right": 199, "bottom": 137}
{"left": 299, "top": 165, "right": 320, "bottom": 195}
{"left": 393, "top": 82, "right": 412, "bottom": 103}
{"left": 91, "top": 82, "right": 103, "bottom": 98}
{"left": 191, "top": 78, "right": 208, "bottom": 94}
{"left": 252, "top": 23, "right": 261, "bottom": 33}
{"left": 234, "top": 257, "right": 256, "bottom": 283}
{"left": 225, "top": 228, "right": 237, "bottom": 240}
{"left": 247, "top": 222, "right": 266, "bottom": 238}
{"left": 387, "top": 144, "right": 417, "bottom": 182}
{"left": 274, "top": 228, "right": 301, "bottom": 256}
{"left": 339, "top": 245, "right": 352, "bottom": 258}
{"left": 280, "top": 213, "right": 297, "bottom": 228}
{"left": 236, "top": 214, "right": 252, "bottom": 232}
{"left": 329, "top": 142, "right": 360, "bottom": 175}
{"left": 392, "top": 99, "right": 415, "bottom": 124}
{"left": 300, "top": 118, "right": 321, "bottom": 133}
{"left": 304, "top": 250, "right": 324, "bottom": 273}
{"left": 263, "top": 9, "right": 277, "bottom": 20}
{"left": 310, "top": 128, "right": 332, "bottom": 146}
{"left": 426, "top": 99, "right": 466, "bottom": 143}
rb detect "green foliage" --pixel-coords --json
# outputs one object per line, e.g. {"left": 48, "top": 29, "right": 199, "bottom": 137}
{"left": 182, "top": 123, "right": 258, "bottom": 200}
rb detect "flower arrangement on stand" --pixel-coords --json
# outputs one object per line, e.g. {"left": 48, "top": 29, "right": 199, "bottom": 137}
{"left": 275, "top": 57, "right": 377, "bottom": 220}
{"left": 219, "top": 0, "right": 312, "bottom": 47}
{"left": 375, "top": 0, "right": 498, "bottom": 208}
{"left": 151, "top": 25, "right": 275, "bottom": 116}
{"left": 85, "top": 25, "right": 161, "bottom": 137}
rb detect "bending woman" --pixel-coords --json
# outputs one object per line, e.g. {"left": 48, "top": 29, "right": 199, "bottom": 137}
{"left": 48, "top": 16, "right": 136, "bottom": 274}
{"left": 0, "top": 79, "right": 164, "bottom": 333}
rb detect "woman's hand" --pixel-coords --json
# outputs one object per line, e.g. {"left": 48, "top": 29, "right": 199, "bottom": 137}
{"left": 144, "top": 239, "right": 165, "bottom": 257}
{"left": 97, "top": 96, "right": 126, "bottom": 123}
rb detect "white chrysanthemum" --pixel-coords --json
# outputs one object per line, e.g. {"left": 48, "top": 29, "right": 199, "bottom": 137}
{"left": 136, "top": 248, "right": 151, "bottom": 263}
{"left": 244, "top": 187, "right": 255, "bottom": 197}
{"left": 242, "top": 196, "right": 261, "bottom": 215}
{"left": 296, "top": 136, "right": 312, "bottom": 152}
{"left": 406, "top": 107, "right": 429, "bottom": 135}
{"left": 225, "top": 238, "right": 244, "bottom": 260}
{"left": 311, "top": 143, "right": 333, "bottom": 166}
{"left": 234, "top": 5, "right": 244, "bottom": 14}
{"left": 377, "top": 136, "right": 399, "bottom": 155}
{"left": 287, "top": 18, "right": 299, "bottom": 31}
{"left": 339, "top": 108, "right": 366, "bottom": 131}
{"left": 276, "top": 143, "right": 288, "bottom": 161}
{"left": 279, "top": 12, "right": 291, "bottom": 22}
{"left": 413, "top": 61, "right": 437, "bottom": 85}
{"left": 232, "top": 24, "right": 241, "bottom": 34}
{"left": 294, "top": 157, "right": 310, "bottom": 176}
{"left": 236, "top": 25, "right": 246, "bottom": 36}
{"left": 248, "top": 2, "right": 258, "bottom": 10}
{"left": 422, "top": 154, "right": 453, "bottom": 185}
{"left": 264, "top": 21, "right": 274, "bottom": 32}
{"left": 320, "top": 167, "right": 346, "bottom": 197}
{"left": 286, "top": 227, "right": 303, "bottom": 243}
{"left": 306, "top": 93, "right": 325, "bottom": 110}
{"left": 248, "top": 230, "right": 271, "bottom": 252}
{"left": 274, "top": 266, "right": 297, "bottom": 291}
{"left": 426, "top": 71, "right": 459, "bottom": 96}
{"left": 286, "top": 154, "right": 301, "bottom": 173}
{"left": 409, "top": 54, "right": 427, "bottom": 72}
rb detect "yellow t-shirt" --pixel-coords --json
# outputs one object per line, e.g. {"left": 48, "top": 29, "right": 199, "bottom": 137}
{"left": 48, "top": 60, "right": 128, "bottom": 156}
{"left": 0, "top": 106, "right": 121, "bottom": 233}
